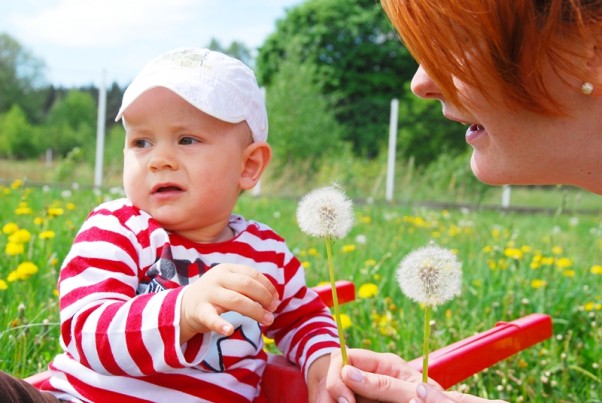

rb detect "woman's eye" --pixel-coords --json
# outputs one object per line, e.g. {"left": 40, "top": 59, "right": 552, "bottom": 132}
{"left": 180, "top": 137, "right": 199, "bottom": 145}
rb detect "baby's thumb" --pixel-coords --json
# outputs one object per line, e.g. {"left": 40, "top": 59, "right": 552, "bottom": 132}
{"left": 210, "top": 315, "right": 233, "bottom": 336}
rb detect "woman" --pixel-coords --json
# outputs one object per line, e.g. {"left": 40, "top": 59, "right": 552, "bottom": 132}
{"left": 322, "top": 0, "right": 601, "bottom": 401}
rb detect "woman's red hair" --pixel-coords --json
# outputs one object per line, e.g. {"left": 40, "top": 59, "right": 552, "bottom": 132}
{"left": 381, "top": 0, "right": 601, "bottom": 115}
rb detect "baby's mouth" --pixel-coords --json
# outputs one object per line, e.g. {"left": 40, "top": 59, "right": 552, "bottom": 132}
{"left": 152, "top": 184, "right": 184, "bottom": 194}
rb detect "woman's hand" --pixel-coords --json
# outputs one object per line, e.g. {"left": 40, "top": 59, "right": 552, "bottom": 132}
{"left": 321, "top": 348, "right": 505, "bottom": 403}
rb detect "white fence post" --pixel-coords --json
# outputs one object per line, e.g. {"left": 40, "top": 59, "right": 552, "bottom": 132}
{"left": 502, "top": 185, "right": 511, "bottom": 208}
{"left": 385, "top": 98, "right": 399, "bottom": 202}
{"left": 94, "top": 69, "right": 107, "bottom": 190}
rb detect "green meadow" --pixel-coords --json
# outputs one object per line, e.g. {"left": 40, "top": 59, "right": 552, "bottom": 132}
{"left": 0, "top": 179, "right": 600, "bottom": 402}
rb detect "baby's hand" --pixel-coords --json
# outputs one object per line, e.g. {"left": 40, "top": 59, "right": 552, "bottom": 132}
{"left": 180, "top": 264, "right": 279, "bottom": 342}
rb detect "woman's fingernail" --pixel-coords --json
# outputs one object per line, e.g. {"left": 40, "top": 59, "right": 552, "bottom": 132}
{"left": 346, "top": 366, "right": 364, "bottom": 382}
{"left": 338, "top": 398, "right": 349, "bottom": 403}
{"left": 417, "top": 383, "right": 427, "bottom": 398}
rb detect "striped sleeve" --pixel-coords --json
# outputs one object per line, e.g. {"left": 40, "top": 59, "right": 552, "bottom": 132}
{"left": 58, "top": 201, "right": 209, "bottom": 376}
{"left": 247, "top": 223, "right": 340, "bottom": 378}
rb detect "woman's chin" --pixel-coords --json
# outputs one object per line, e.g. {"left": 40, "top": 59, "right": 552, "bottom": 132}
{"left": 470, "top": 155, "right": 504, "bottom": 186}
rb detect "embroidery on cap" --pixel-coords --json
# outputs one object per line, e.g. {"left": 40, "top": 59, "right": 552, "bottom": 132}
{"left": 159, "top": 48, "right": 210, "bottom": 69}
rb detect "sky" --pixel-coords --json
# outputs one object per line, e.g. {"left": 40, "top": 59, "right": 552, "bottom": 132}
{"left": 1, "top": 0, "right": 305, "bottom": 88}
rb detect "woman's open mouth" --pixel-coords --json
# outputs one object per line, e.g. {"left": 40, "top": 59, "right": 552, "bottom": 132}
{"left": 465, "top": 123, "right": 485, "bottom": 145}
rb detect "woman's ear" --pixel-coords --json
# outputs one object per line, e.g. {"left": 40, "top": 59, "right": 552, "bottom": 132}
{"left": 239, "top": 142, "right": 272, "bottom": 190}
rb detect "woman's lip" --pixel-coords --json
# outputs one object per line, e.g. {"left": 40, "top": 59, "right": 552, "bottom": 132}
{"left": 465, "top": 124, "right": 485, "bottom": 145}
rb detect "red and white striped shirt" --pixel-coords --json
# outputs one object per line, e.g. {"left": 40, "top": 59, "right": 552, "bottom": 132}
{"left": 41, "top": 198, "right": 339, "bottom": 402}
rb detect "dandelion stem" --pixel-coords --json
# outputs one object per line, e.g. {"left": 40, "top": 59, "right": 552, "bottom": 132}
{"left": 422, "top": 305, "right": 431, "bottom": 383}
{"left": 325, "top": 237, "right": 348, "bottom": 366}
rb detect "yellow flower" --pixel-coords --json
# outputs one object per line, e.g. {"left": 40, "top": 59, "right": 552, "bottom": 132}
{"left": 482, "top": 245, "right": 493, "bottom": 254}
{"left": 34, "top": 217, "right": 45, "bottom": 225}
{"left": 551, "top": 246, "right": 563, "bottom": 255}
{"left": 555, "top": 257, "right": 573, "bottom": 269}
{"left": 5, "top": 242, "right": 24, "bottom": 256}
{"left": 341, "top": 244, "right": 356, "bottom": 253}
{"left": 358, "top": 283, "right": 378, "bottom": 299}
{"left": 47, "top": 207, "right": 65, "bottom": 217}
{"left": 0, "top": 279, "right": 7, "bottom": 290}
{"left": 307, "top": 247, "right": 319, "bottom": 256}
{"left": 504, "top": 247, "right": 523, "bottom": 260}
{"left": 39, "top": 230, "right": 56, "bottom": 240}
{"left": 10, "top": 179, "right": 23, "bottom": 189}
{"left": 583, "top": 302, "right": 602, "bottom": 311}
{"left": 364, "top": 258, "right": 377, "bottom": 267}
{"left": 339, "top": 313, "right": 352, "bottom": 330}
{"left": 66, "top": 202, "right": 76, "bottom": 210}
{"left": 9, "top": 229, "right": 31, "bottom": 243}
{"left": 531, "top": 279, "right": 547, "bottom": 289}
{"left": 521, "top": 245, "right": 533, "bottom": 253}
{"left": 16, "top": 261, "right": 38, "bottom": 278}
{"left": 2, "top": 222, "right": 19, "bottom": 235}
{"left": 15, "top": 202, "right": 33, "bottom": 215}
{"left": 301, "top": 261, "right": 311, "bottom": 269}
{"left": 590, "top": 265, "right": 602, "bottom": 275}
{"left": 562, "top": 270, "right": 575, "bottom": 278}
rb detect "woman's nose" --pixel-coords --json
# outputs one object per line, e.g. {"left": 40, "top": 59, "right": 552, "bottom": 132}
{"left": 410, "top": 65, "right": 442, "bottom": 100}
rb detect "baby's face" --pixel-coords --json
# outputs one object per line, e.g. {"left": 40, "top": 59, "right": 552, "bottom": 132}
{"left": 122, "top": 87, "right": 252, "bottom": 242}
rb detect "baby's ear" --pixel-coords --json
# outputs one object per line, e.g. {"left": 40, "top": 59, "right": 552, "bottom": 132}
{"left": 240, "top": 142, "right": 272, "bottom": 190}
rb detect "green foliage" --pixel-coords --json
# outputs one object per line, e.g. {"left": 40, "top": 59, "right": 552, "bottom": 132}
{"left": 422, "top": 149, "right": 491, "bottom": 203}
{"left": 0, "top": 105, "right": 44, "bottom": 159}
{"left": 257, "top": 0, "right": 417, "bottom": 158}
{"left": 0, "top": 33, "right": 48, "bottom": 123}
{"left": 397, "top": 84, "right": 468, "bottom": 166}
{"left": 207, "top": 38, "right": 254, "bottom": 68}
{"left": 53, "top": 147, "right": 84, "bottom": 182}
{"left": 266, "top": 50, "right": 347, "bottom": 174}
{"left": 45, "top": 91, "right": 96, "bottom": 158}
{"left": 103, "top": 124, "right": 125, "bottom": 180}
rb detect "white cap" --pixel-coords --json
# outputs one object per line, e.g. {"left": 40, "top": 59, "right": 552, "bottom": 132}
{"left": 115, "top": 47, "right": 268, "bottom": 142}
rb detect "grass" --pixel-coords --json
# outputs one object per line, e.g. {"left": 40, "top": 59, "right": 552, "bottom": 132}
{"left": 0, "top": 179, "right": 600, "bottom": 401}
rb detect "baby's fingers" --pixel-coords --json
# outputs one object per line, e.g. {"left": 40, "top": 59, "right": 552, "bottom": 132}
{"left": 215, "top": 288, "right": 275, "bottom": 327}
{"left": 226, "top": 265, "right": 279, "bottom": 310}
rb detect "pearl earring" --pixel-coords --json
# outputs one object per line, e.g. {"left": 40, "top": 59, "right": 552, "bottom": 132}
{"left": 581, "top": 82, "right": 594, "bottom": 95}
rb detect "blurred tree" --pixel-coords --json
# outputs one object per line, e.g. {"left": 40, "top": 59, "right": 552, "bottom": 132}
{"left": 207, "top": 38, "right": 253, "bottom": 67}
{"left": 266, "top": 45, "right": 346, "bottom": 173}
{"left": 0, "top": 105, "right": 44, "bottom": 158}
{"left": 45, "top": 90, "right": 96, "bottom": 157}
{"left": 0, "top": 33, "right": 49, "bottom": 123}
{"left": 256, "top": 0, "right": 416, "bottom": 158}
{"left": 396, "top": 82, "right": 468, "bottom": 166}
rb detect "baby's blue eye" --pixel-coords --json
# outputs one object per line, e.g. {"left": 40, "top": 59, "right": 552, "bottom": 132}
{"left": 180, "top": 137, "right": 199, "bottom": 145}
{"left": 134, "top": 139, "right": 152, "bottom": 148}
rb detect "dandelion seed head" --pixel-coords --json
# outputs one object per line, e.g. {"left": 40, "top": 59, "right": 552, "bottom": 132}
{"left": 296, "top": 186, "right": 353, "bottom": 239}
{"left": 396, "top": 242, "right": 462, "bottom": 306}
